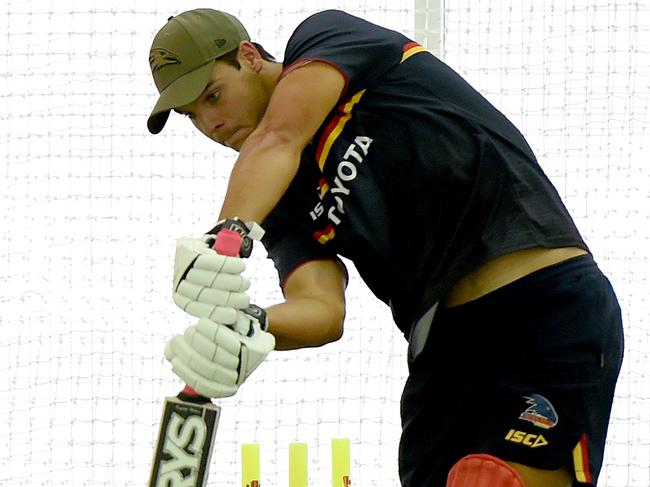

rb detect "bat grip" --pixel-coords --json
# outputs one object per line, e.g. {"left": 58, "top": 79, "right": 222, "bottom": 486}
{"left": 181, "top": 228, "right": 243, "bottom": 399}
{"left": 181, "top": 384, "right": 201, "bottom": 397}
{"left": 212, "top": 227, "right": 244, "bottom": 257}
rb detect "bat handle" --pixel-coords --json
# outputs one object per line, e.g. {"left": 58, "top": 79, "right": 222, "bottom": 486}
{"left": 212, "top": 227, "right": 244, "bottom": 257}
{"left": 177, "top": 384, "right": 211, "bottom": 403}
{"left": 181, "top": 384, "right": 201, "bottom": 397}
{"left": 180, "top": 228, "right": 243, "bottom": 399}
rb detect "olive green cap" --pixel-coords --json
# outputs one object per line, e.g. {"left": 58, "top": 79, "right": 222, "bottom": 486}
{"left": 147, "top": 9, "right": 250, "bottom": 134}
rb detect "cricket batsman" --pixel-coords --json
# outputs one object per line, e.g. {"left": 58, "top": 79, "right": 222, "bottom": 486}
{"left": 147, "top": 9, "right": 624, "bottom": 487}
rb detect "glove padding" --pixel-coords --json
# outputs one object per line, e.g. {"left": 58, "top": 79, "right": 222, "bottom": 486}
{"left": 164, "top": 305, "right": 275, "bottom": 398}
{"left": 173, "top": 236, "right": 251, "bottom": 320}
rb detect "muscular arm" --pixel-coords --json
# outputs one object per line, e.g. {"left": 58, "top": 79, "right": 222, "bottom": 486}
{"left": 264, "top": 259, "right": 347, "bottom": 350}
{"left": 218, "top": 62, "right": 345, "bottom": 223}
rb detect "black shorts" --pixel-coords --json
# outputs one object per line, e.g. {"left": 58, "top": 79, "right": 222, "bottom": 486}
{"left": 398, "top": 254, "right": 624, "bottom": 487}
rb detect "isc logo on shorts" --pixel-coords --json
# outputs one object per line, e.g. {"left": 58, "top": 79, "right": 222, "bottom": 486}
{"left": 505, "top": 428, "right": 549, "bottom": 448}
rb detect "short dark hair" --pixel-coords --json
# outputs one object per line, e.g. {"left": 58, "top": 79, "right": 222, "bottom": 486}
{"left": 218, "top": 42, "right": 276, "bottom": 69}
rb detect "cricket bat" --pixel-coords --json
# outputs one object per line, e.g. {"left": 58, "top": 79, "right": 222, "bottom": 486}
{"left": 148, "top": 229, "right": 244, "bottom": 487}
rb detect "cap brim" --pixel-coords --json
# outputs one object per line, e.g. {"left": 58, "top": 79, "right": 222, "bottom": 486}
{"left": 147, "top": 61, "right": 215, "bottom": 134}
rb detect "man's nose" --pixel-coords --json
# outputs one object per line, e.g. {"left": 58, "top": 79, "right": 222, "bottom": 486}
{"left": 194, "top": 107, "right": 223, "bottom": 139}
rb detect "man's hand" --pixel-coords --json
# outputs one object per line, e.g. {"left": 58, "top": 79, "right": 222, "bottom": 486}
{"left": 164, "top": 305, "right": 275, "bottom": 398}
{"left": 173, "top": 236, "right": 251, "bottom": 320}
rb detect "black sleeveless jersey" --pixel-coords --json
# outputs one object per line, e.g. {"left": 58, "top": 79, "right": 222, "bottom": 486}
{"left": 260, "top": 10, "right": 588, "bottom": 336}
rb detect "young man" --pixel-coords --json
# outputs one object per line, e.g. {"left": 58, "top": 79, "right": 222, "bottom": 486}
{"left": 147, "top": 9, "right": 624, "bottom": 487}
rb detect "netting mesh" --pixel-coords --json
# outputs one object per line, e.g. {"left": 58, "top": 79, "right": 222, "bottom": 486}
{"left": 1, "top": 1, "right": 648, "bottom": 486}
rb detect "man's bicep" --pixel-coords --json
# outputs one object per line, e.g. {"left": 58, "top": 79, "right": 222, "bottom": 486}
{"left": 259, "top": 62, "right": 345, "bottom": 148}
{"left": 282, "top": 258, "right": 347, "bottom": 307}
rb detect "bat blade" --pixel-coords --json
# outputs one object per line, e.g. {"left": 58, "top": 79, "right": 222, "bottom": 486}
{"left": 148, "top": 392, "right": 221, "bottom": 487}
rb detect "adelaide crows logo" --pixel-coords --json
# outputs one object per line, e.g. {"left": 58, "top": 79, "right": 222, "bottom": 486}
{"left": 519, "top": 394, "right": 558, "bottom": 429}
{"left": 149, "top": 48, "right": 181, "bottom": 72}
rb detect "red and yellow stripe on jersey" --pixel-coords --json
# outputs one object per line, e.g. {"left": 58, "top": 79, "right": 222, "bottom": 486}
{"left": 312, "top": 41, "right": 427, "bottom": 243}
{"left": 572, "top": 434, "right": 593, "bottom": 484}
{"left": 315, "top": 89, "right": 367, "bottom": 172}
{"left": 314, "top": 224, "right": 336, "bottom": 245}
{"left": 314, "top": 41, "right": 427, "bottom": 175}
{"left": 401, "top": 41, "right": 427, "bottom": 62}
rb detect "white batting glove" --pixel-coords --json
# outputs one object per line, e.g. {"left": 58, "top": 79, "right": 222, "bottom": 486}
{"left": 164, "top": 305, "right": 275, "bottom": 398}
{"left": 173, "top": 236, "right": 251, "bottom": 320}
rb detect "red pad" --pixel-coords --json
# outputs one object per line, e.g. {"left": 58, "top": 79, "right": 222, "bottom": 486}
{"left": 447, "top": 454, "right": 527, "bottom": 487}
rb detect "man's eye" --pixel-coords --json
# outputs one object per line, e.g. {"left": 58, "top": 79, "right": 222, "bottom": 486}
{"left": 207, "top": 91, "right": 220, "bottom": 102}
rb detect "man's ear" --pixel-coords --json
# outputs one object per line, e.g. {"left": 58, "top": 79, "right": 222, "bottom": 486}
{"left": 237, "top": 41, "right": 263, "bottom": 72}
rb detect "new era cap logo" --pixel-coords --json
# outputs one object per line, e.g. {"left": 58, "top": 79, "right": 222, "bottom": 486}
{"left": 214, "top": 38, "right": 227, "bottom": 48}
{"left": 149, "top": 48, "right": 181, "bottom": 72}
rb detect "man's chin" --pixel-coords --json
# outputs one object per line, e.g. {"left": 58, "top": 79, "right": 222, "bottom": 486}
{"left": 226, "top": 129, "right": 248, "bottom": 151}
{"left": 224, "top": 141, "right": 242, "bottom": 152}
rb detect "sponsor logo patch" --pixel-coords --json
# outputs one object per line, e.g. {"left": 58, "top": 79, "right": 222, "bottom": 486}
{"left": 505, "top": 428, "right": 549, "bottom": 448}
{"left": 519, "top": 393, "right": 558, "bottom": 429}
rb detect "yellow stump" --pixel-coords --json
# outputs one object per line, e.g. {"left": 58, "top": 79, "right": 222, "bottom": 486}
{"left": 331, "top": 438, "right": 351, "bottom": 486}
{"left": 241, "top": 443, "right": 260, "bottom": 487}
{"left": 289, "top": 442, "right": 308, "bottom": 487}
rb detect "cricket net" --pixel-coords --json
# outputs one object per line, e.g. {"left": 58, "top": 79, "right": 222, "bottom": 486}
{"left": 1, "top": 1, "right": 648, "bottom": 485}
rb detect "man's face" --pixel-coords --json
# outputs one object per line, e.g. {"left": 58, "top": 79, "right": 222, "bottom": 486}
{"left": 175, "top": 58, "right": 270, "bottom": 151}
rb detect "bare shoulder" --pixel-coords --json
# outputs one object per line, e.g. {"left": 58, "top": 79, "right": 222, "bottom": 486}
{"left": 258, "top": 61, "right": 345, "bottom": 145}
